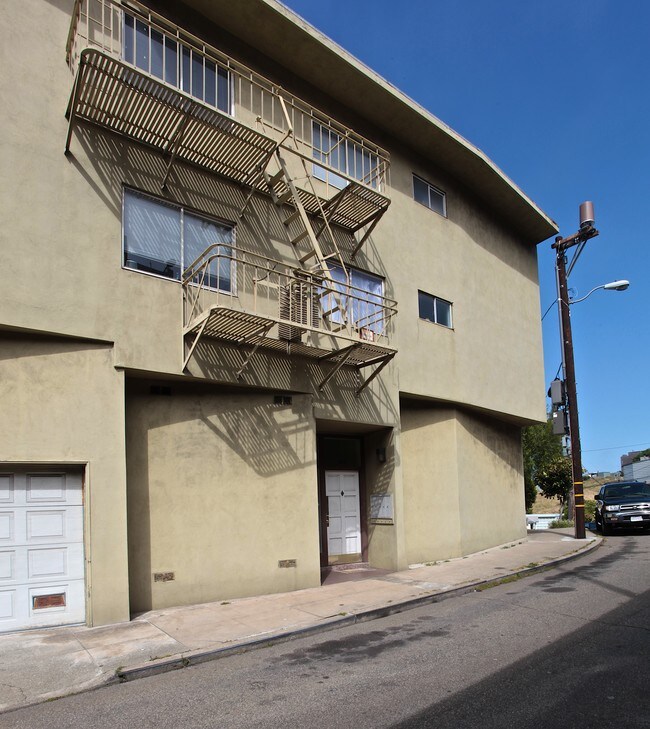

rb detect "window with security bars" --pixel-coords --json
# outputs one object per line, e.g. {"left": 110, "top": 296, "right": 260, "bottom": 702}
{"left": 312, "top": 122, "right": 380, "bottom": 189}
{"left": 122, "top": 13, "right": 232, "bottom": 114}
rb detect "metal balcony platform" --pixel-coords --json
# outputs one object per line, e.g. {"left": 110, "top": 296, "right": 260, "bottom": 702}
{"left": 299, "top": 182, "right": 390, "bottom": 233}
{"left": 184, "top": 305, "right": 396, "bottom": 394}
{"left": 66, "top": 49, "right": 278, "bottom": 185}
{"left": 66, "top": 49, "right": 390, "bottom": 234}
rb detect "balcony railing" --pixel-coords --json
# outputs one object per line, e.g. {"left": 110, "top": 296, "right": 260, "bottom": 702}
{"left": 181, "top": 247, "right": 397, "bottom": 392}
{"left": 183, "top": 247, "right": 396, "bottom": 344}
{"left": 65, "top": 0, "right": 390, "bottom": 194}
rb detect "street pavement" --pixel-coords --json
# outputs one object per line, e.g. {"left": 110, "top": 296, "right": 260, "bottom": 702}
{"left": 0, "top": 528, "right": 599, "bottom": 714}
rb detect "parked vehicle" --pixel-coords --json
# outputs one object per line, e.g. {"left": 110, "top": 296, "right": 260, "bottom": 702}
{"left": 594, "top": 481, "right": 650, "bottom": 535}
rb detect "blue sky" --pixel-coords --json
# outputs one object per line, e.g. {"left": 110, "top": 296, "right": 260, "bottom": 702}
{"left": 282, "top": 0, "right": 649, "bottom": 473}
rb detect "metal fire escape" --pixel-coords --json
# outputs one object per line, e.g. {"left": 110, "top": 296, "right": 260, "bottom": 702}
{"left": 64, "top": 0, "right": 396, "bottom": 393}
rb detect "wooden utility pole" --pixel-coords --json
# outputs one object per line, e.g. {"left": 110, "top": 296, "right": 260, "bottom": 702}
{"left": 551, "top": 205, "right": 599, "bottom": 540}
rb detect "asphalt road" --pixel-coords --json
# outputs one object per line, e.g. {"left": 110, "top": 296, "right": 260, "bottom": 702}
{"left": 4, "top": 531, "right": 649, "bottom": 729}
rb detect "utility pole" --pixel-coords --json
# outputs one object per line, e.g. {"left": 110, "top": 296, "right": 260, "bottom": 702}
{"left": 551, "top": 202, "right": 599, "bottom": 540}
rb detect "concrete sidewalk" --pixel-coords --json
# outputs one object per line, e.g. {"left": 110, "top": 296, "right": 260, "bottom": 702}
{"left": 0, "top": 528, "right": 599, "bottom": 713}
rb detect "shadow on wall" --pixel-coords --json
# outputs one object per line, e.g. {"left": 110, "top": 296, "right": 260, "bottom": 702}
{"left": 389, "top": 145, "right": 541, "bottom": 285}
{"left": 197, "top": 397, "right": 315, "bottom": 477}
{"left": 125, "top": 385, "right": 318, "bottom": 613}
{"left": 189, "top": 339, "right": 398, "bottom": 428}
{"left": 458, "top": 409, "right": 523, "bottom": 477}
{"left": 0, "top": 333, "right": 108, "bottom": 363}
{"left": 126, "top": 383, "right": 316, "bottom": 479}
{"left": 72, "top": 125, "right": 253, "bottom": 234}
{"left": 125, "top": 408, "right": 153, "bottom": 612}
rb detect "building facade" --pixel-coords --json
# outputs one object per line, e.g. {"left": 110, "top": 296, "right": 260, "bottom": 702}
{"left": 622, "top": 458, "right": 650, "bottom": 483}
{"left": 0, "top": 0, "right": 557, "bottom": 631}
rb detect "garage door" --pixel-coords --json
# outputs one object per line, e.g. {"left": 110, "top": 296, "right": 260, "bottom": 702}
{"left": 0, "top": 469, "right": 85, "bottom": 632}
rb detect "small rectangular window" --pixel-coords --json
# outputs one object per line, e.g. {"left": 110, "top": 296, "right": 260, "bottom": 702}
{"left": 418, "top": 290, "right": 453, "bottom": 328}
{"left": 413, "top": 174, "right": 446, "bottom": 216}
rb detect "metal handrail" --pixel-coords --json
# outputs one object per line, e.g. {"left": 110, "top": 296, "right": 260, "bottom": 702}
{"left": 66, "top": 0, "right": 390, "bottom": 191}
{"left": 182, "top": 247, "right": 397, "bottom": 346}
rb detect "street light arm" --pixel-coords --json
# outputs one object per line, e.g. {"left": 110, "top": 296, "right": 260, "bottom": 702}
{"left": 569, "top": 284, "right": 605, "bottom": 304}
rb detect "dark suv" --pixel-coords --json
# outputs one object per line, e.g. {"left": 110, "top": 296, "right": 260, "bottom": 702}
{"left": 594, "top": 481, "right": 650, "bottom": 535}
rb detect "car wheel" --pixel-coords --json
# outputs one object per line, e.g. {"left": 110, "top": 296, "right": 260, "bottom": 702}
{"left": 601, "top": 520, "right": 611, "bottom": 536}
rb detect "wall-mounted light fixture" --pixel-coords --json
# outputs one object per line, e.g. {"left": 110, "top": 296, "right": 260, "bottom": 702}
{"left": 376, "top": 447, "right": 387, "bottom": 464}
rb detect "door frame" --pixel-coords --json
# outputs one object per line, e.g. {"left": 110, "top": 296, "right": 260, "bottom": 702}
{"left": 317, "top": 435, "right": 368, "bottom": 568}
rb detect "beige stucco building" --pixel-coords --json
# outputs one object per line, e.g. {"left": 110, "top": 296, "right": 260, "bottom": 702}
{"left": 0, "top": 0, "right": 557, "bottom": 631}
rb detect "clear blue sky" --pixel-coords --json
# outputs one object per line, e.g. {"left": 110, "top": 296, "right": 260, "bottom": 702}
{"left": 282, "top": 0, "right": 649, "bottom": 473}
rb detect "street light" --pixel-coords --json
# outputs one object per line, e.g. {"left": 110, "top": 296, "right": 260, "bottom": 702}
{"left": 542, "top": 279, "right": 630, "bottom": 320}
{"left": 570, "top": 279, "right": 630, "bottom": 304}
{"left": 551, "top": 203, "right": 630, "bottom": 540}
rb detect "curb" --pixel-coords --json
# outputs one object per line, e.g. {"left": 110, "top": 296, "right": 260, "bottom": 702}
{"left": 116, "top": 534, "right": 601, "bottom": 683}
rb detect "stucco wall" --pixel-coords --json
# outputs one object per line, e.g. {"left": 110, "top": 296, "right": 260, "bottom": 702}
{"left": 456, "top": 410, "right": 527, "bottom": 554}
{"left": 125, "top": 384, "right": 320, "bottom": 612}
{"left": 363, "top": 428, "right": 407, "bottom": 572}
{"left": 383, "top": 152, "right": 546, "bottom": 423}
{"left": 401, "top": 407, "right": 462, "bottom": 564}
{"left": 401, "top": 405, "right": 526, "bottom": 564}
{"left": 0, "top": 335, "right": 130, "bottom": 626}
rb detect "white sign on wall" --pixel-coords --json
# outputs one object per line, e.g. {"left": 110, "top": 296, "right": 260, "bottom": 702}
{"left": 370, "top": 494, "right": 393, "bottom": 524}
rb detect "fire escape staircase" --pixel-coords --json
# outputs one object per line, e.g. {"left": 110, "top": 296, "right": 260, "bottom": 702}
{"left": 262, "top": 150, "right": 349, "bottom": 331}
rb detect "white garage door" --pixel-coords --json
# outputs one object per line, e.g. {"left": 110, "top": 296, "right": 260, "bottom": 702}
{"left": 0, "top": 469, "right": 85, "bottom": 632}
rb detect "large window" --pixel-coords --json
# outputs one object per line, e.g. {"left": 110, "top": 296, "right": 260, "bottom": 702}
{"left": 123, "top": 189, "right": 234, "bottom": 291}
{"left": 418, "top": 291, "right": 452, "bottom": 328}
{"left": 413, "top": 175, "right": 446, "bottom": 216}
{"left": 323, "top": 264, "right": 384, "bottom": 334}
{"left": 312, "top": 122, "right": 379, "bottom": 189}
{"left": 123, "top": 13, "right": 232, "bottom": 114}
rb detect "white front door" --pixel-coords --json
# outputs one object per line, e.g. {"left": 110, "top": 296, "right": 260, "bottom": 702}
{"left": 0, "top": 470, "right": 85, "bottom": 633}
{"left": 326, "top": 471, "right": 361, "bottom": 560}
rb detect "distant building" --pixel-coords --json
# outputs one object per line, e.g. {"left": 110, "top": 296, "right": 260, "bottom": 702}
{"left": 621, "top": 451, "right": 642, "bottom": 468}
{"left": 622, "top": 458, "right": 650, "bottom": 483}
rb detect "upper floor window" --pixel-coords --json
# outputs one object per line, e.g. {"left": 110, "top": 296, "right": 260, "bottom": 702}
{"left": 418, "top": 290, "right": 452, "bottom": 328}
{"left": 313, "top": 122, "right": 380, "bottom": 189}
{"left": 123, "top": 189, "right": 234, "bottom": 292}
{"left": 324, "top": 263, "right": 384, "bottom": 334}
{"left": 123, "top": 13, "right": 232, "bottom": 114}
{"left": 413, "top": 175, "right": 446, "bottom": 216}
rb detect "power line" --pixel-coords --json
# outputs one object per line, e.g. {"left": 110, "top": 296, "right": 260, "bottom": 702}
{"left": 582, "top": 441, "right": 650, "bottom": 453}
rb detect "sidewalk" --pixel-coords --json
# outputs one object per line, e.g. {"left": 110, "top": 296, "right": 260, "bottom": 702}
{"left": 0, "top": 528, "right": 599, "bottom": 713}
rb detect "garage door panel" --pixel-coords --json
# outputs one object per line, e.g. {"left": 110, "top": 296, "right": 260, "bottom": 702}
{"left": 0, "top": 475, "right": 14, "bottom": 503}
{"left": 26, "top": 510, "right": 67, "bottom": 541}
{"left": 0, "top": 551, "right": 15, "bottom": 581}
{"left": 29, "top": 582, "right": 85, "bottom": 627}
{"left": 0, "top": 512, "right": 14, "bottom": 541}
{"left": 28, "top": 547, "right": 67, "bottom": 579}
{"left": 0, "top": 589, "right": 16, "bottom": 621}
{"left": 26, "top": 507, "right": 82, "bottom": 540}
{"left": 26, "top": 473, "right": 69, "bottom": 503}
